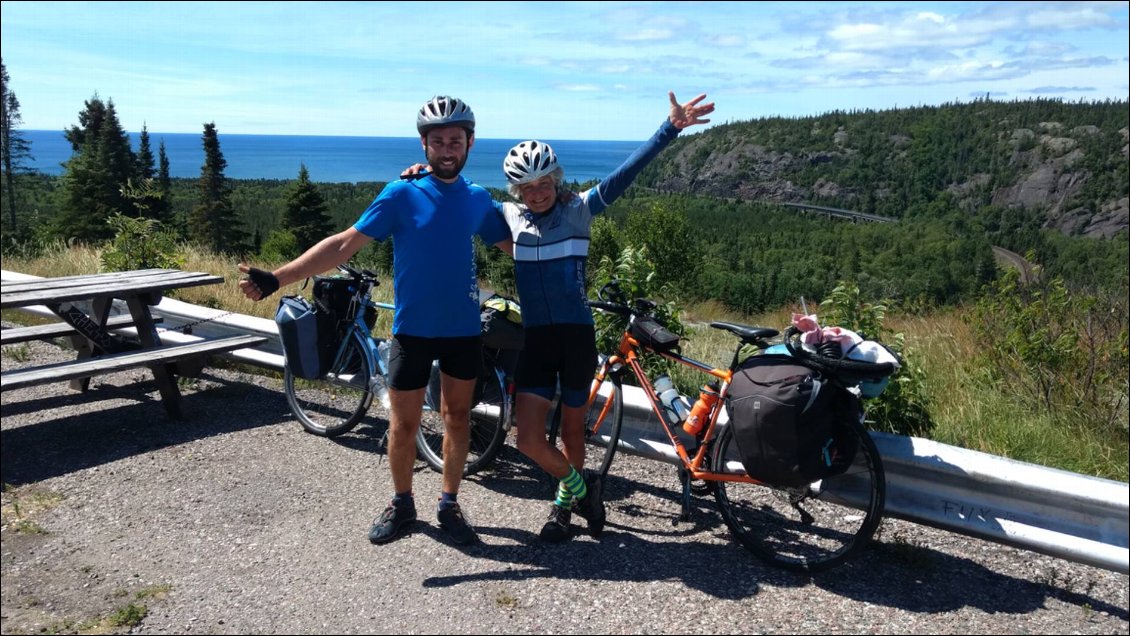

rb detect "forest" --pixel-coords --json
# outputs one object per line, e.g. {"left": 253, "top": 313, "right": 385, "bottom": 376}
{"left": 1, "top": 79, "right": 1127, "bottom": 478}
{"left": 2, "top": 91, "right": 1126, "bottom": 315}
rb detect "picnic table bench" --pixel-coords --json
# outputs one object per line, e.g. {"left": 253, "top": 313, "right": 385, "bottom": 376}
{"left": 1, "top": 269, "right": 268, "bottom": 418}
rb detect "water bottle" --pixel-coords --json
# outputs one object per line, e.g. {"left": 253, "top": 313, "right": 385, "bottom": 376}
{"left": 683, "top": 381, "right": 721, "bottom": 436}
{"left": 653, "top": 374, "right": 690, "bottom": 426}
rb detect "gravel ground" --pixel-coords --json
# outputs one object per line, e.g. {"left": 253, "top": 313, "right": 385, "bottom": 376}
{"left": 2, "top": 336, "right": 1127, "bottom": 635}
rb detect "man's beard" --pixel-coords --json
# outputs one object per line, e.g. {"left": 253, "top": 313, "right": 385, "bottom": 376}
{"left": 427, "top": 149, "right": 469, "bottom": 180}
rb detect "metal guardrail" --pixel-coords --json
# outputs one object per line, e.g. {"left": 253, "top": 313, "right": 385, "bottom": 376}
{"left": 3, "top": 270, "right": 1126, "bottom": 573}
{"left": 611, "top": 389, "right": 1128, "bottom": 574}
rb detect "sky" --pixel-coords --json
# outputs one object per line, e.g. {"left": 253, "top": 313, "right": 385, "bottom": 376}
{"left": 1, "top": 1, "right": 1127, "bottom": 141}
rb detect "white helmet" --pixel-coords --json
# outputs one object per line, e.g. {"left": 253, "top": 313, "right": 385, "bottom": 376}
{"left": 416, "top": 95, "right": 475, "bottom": 135}
{"left": 503, "top": 140, "right": 559, "bottom": 184}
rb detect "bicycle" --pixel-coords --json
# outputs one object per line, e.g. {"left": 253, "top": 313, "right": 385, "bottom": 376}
{"left": 282, "top": 263, "right": 513, "bottom": 476}
{"left": 554, "top": 280, "right": 892, "bottom": 572}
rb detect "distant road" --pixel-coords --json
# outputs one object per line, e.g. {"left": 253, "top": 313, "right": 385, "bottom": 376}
{"left": 775, "top": 202, "right": 898, "bottom": 223}
{"left": 992, "top": 246, "right": 1035, "bottom": 284}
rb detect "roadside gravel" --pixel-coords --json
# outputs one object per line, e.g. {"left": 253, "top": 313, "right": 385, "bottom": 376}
{"left": 2, "top": 336, "right": 1127, "bottom": 634}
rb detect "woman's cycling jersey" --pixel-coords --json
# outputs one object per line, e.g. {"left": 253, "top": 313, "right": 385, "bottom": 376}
{"left": 496, "top": 120, "right": 681, "bottom": 327}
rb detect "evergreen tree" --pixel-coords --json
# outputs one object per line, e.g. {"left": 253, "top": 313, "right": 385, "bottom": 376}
{"left": 54, "top": 95, "right": 138, "bottom": 241}
{"left": 282, "top": 164, "right": 333, "bottom": 252}
{"left": 188, "top": 122, "right": 245, "bottom": 253}
{"left": 155, "top": 139, "right": 173, "bottom": 225}
{"left": 128, "top": 123, "right": 165, "bottom": 220}
{"left": 135, "top": 124, "right": 155, "bottom": 179}
{"left": 1, "top": 58, "right": 34, "bottom": 237}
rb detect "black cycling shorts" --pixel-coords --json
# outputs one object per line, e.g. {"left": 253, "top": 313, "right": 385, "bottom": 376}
{"left": 387, "top": 334, "right": 481, "bottom": 391}
{"left": 515, "top": 324, "right": 597, "bottom": 407}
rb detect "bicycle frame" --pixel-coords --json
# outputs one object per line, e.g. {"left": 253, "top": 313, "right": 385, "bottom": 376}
{"left": 595, "top": 328, "right": 760, "bottom": 484}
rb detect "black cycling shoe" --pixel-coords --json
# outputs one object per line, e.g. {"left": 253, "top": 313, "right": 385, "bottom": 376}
{"left": 539, "top": 504, "right": 573, "bottom": 543}
{"left": 437, "top": 503, "right": 479, "bottom": 545}
{"left": 368, "top": 501, "right": 417, "bottom": 544}
{"left": 572, "top": 470, "right": 606, "bottom": 538}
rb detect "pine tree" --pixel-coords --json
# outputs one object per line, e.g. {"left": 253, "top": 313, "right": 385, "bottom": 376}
{"left": 188, "top": 122, "right": 245, "bottom": 253}
{"left": 155, "top": 139, "right": 173, "bottom": 226}
{"left": 136, "top": 124, "right": 155, "bottom": 179}
{"left": 282, "top": 164, "right": 333, "bottom": 252}
{"left": 1, "top": 58, "right": 34, "bottom": 238}
{"left": 54, "top": 95, "right": 139, "bottom": 241}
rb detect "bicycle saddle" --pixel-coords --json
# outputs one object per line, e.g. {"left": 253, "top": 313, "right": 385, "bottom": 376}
{"left": 709, "top": 322, "right": 779, "bottom": 343}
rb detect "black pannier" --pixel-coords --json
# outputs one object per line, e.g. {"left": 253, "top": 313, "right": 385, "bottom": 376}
{"left": 313, "top": 275, "right": 371, "bottom": 329}
{"left": 726, "top": 354, "right": 860, "bottom": 487}
{"left": 480, "top": 293, "right": 525, "bottom": 351}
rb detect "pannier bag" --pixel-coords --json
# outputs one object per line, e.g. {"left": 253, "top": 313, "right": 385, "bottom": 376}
{"left": 276, "top": 295, "right": 328, "bottom": 379}
{"left": 276, "top": 276, "right": 364, "bottom": 380}
{"left": 481, "top": 294, "right": 525, "bottom": 350}
{"left": 630, "top": 316, "right": 680, "bottom": 353}
{"left": 726, "top": 355, "right": 860, "bottom": 487}
{"left": 313, "top": 275, "right": 370, "bottom": 330}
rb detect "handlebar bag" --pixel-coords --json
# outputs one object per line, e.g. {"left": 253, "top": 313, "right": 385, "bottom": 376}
{"left": 276, "top": 295, "right": 330, "bottom": 379}
{"left": 630, "top": 316, "right": 680, "bottom": 353}
{"left": 313, "top": 276, "right": 361, "bottom": 324}
{"left": 725, "top": 355, "right": 860, "bottom": 487}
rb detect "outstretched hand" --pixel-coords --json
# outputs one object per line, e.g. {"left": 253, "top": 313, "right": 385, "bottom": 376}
{"left": 238, "top": 263, "right": 280, "bottom": 301}
{"left": 668, "top": 91, "right": 714, "bottom": 130}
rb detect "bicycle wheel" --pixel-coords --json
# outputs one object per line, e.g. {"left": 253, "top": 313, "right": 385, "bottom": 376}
{"left": 548, "top": 373, "right": 623, "bottom": 478}
{"left": 711, "top": 416, "right": 885, "bottom": 572}
{"left": 416, "top": 364, "right": 510, "bottom": 477}
{"left": 284, "top": 331, "right": 374, "bottom": 437}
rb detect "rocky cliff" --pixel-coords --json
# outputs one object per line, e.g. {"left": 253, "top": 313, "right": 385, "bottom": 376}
{"left": 642, "top": 109, "right": 1128, "bottom": 240}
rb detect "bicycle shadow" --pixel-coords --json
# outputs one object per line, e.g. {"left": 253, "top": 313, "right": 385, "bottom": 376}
{"left": 426, "top": 463, "right": 1126, "bottom": 619}
{"left": 0, "top": 371, "right": 291, "bottom": 486}
{"left": 808, "top": 535, "right": 1128, "bottom": 619}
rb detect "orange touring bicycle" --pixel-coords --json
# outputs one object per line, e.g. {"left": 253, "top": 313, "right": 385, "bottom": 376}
{"left": 556, "top": 280, "right": 894, "bottom": 572}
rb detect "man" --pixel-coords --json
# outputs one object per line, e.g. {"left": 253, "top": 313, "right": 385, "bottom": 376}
{"left": 240, "top": 96, "right": 509, "bottom": 546}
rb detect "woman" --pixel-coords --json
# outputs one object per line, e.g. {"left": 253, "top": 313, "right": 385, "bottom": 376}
{"left": 500, "top": 91, "right": 713, "bottom": 542}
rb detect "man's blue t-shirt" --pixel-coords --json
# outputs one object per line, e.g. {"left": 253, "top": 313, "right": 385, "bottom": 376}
{"left": 353, "top": 175, "right": 509, "bottom": 338}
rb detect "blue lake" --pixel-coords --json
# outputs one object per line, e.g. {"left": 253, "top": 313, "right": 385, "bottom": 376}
{"left": 22, "top": 130, "right": 644, "bottom": 191}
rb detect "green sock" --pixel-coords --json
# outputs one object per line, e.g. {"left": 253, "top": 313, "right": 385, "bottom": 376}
{"left": 554, "top": 482, "right": 574, "bottom": 508}
{"left": 560, "top": 467, "right": 587, "bottom": 502}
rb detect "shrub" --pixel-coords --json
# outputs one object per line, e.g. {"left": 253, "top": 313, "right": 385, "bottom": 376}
{"left": 100, "top": 212, "right": 183, "bottom": 272}
{"left": 820, "top": 281, "right": 935, "bottom": 437}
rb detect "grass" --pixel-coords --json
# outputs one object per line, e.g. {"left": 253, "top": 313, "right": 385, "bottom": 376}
{"left": 1, "top": 483, "right": 65, "bottom": 534}
{"left": 3, "top": 243, "right": 1126, "bottom": 481}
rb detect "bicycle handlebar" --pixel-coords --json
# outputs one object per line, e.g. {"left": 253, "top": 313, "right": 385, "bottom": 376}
{"left": 587, "top": 299, "right": 631, "bottom": 316}
{"left": 336, "top": 263, "right": 380, "bottom": 285}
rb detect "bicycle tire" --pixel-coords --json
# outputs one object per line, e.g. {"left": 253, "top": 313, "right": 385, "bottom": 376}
{"left": 711, "top": 416, "right": 886, "bottom": 572}
{"left": 548, "top": 373, "right": 623, "bottom": 478}
{"left": 416, "top": 364, "right": 510, "bottom": 477}
{"left": 284, "top": 331, "right": 375, "bottom": 437}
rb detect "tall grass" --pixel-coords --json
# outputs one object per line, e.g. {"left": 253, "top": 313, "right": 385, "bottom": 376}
{"left": 3, "top": 244, "right": 1126, "bottom": 482}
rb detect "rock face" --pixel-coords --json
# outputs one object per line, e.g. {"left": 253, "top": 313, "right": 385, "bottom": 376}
{"left": 646, "top": 117, "right": 1128, "bottom": 240}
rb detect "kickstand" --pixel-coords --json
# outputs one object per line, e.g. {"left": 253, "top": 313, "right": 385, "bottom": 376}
{"left": 375, "top": 428, "right": 390, "bottom": 465}
{"left": 676, "top": 468, "right": 692, "bottom": 524}
{"left": 790, "top": 499, "right": 815, "bottom": 525}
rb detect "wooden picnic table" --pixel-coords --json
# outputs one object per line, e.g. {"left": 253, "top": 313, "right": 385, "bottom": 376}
{"left": 1, "top": 269, "right": 267, "bottom": 418}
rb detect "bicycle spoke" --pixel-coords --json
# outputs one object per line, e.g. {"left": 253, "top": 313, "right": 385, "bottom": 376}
{"left": 284, "top": 333, "right": 374, "bottom": 437}
{"left": 712, "top": 421, "right": 885, "bottom": 572}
